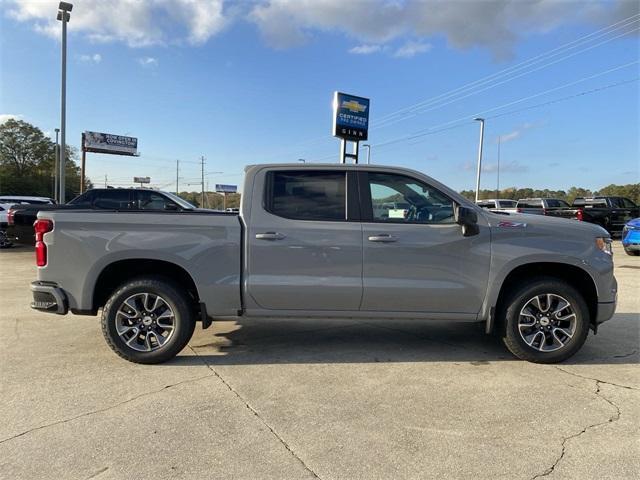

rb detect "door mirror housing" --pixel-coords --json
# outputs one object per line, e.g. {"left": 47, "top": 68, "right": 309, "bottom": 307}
{"left": 455, "top": 205, "right": 479, "bottom": 237}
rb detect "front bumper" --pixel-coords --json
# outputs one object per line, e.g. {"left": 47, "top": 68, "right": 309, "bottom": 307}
{"left": 31, "top": 281, "right": 68, "bottom": 315}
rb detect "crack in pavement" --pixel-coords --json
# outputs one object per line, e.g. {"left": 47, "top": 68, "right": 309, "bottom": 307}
{"left": 530, "top": 367, "right": 629, "bottom": 479}
{"left": 0, "top": 373, "right": 215, "bottom": 445}
{"left": 187, "top": 346, "right": 321, "bottom": 479}
{"left": 554, "top": 366, "right": 639, "bottom": 391}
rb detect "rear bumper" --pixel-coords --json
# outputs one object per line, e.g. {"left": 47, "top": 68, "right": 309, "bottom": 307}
{"left": 30, "top": 281, "right": 68, "bottom": 315}
{"left": 595, "top": 300, "right": 616, "bottom": 325}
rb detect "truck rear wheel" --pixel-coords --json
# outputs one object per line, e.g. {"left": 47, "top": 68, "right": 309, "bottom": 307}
{"left": 501, "top": 277, "right": 590, "bottom": 363}
{"left": 101, "top": 276, "right": 196, "bottom": 364}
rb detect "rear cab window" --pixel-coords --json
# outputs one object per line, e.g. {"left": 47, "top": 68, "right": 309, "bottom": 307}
{"left": 265, "top": 171, "right": 347, "bottom": 221}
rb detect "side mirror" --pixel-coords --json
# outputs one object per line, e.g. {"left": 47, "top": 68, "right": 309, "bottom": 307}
{"left": 455, "top": 205, "right": 479, "bottom": 237}
{"left": 164, "top": 203, "right": 179, "bottom": 211}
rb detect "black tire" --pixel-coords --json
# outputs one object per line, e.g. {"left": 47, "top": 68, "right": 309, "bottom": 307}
{"left": 500, "top": 277, "right": 590, "bottom": 363}
{"left": 101, "top": 276, "right": 196, "bottom": 364}
{"left": 624, "top": 248, "right": 640, "bottom": 256}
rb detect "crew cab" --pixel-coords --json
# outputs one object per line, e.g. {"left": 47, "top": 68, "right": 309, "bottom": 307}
{"left": 30, "top": 164, "right": 617, "bottom": 365}
{"left": 515, "top": 198, "right": 582, "bottom": 221}
{"left": 572, "top": 196, "right": 639, "bottom": 236}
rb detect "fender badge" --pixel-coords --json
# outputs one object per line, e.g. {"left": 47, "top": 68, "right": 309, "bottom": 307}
{"left": 498, "top": 221, "right": 527, "bottom": 228}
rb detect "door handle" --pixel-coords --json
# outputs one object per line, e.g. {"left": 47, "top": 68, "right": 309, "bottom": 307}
{"left": 368, "top": 234, "right": 397, "bottom": 243}
{"left": 255, "top": 232, "right": 286, "bottom": 240}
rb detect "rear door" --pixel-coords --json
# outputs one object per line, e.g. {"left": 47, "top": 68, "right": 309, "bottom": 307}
{"left": 245, "top": 169, "right": 363, "bottom": 311}
{"left": 359, "top": 171, "right": 490, "bottom": 314}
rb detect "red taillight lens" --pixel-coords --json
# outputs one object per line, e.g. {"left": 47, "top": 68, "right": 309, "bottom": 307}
{"left": 542, "top": 208, "right": 548, "bottom": 215}
{"left": 517, "top": 208, "right": 523, "bottom": 213}
{"left": 34, "top": 219, "right": 53, "bottom": 267}
{"left": 7, "top": 208, "right": 15, "bottom": 225}
{"left": 576, "top": 209, "right": 583, "bottom": 221}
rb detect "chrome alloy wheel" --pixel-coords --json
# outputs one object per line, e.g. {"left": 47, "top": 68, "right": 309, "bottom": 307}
{"left": 518, "top": 293, "right": 577, "bottom": 352}
{"left": 115, "top": 293, "right": 176, "bottom": 352}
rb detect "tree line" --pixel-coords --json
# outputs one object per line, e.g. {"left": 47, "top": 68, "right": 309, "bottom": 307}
{"left": 459, "top": 185, "right": 640, "bottom": 204}
{"left": 0, "top": 119, "right": 90, "bottom": 202}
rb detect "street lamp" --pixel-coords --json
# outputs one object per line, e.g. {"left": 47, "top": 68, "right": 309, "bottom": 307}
{"left": 362, "top": 144, "right": 371, "bottom": 164}
{"left": 473, "top": 117, "right": 485, "bottom": 203}
{"left": 57, "top": 2, "right": 72, "bottom": 203}
{"left": 54, "top": 128, "right": 60, "bottom": 202}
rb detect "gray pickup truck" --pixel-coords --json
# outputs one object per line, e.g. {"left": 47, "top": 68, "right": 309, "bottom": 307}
{"left": 31, "top": 164, "right": 617, "bottom": 364}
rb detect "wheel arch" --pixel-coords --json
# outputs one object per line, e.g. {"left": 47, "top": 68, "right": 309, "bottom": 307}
{"left": 490, "top": 262, "right": 597, "bottom": 333}
{"left": 92, "top": 259, "right": 200, "bottom": 313}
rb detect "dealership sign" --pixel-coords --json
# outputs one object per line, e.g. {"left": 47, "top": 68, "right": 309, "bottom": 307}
{"left": 83, "top": 131, "right": 138, "bottom": 156}
{"left": 332, "top": 92, "right": 370, "bottom": 141}
{"left": 215, "top": 184, "right": 237, "bottom": 193}
{"left": 134, "top": 177, "right": 150, "bottom": 184}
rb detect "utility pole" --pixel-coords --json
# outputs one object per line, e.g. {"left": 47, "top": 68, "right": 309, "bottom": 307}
{"left": 57, "top": 2, "right": 72, "bottom": 203}
{"left": 80, "top": 132, "right": 86, "bottom": 193}
{"left": 496, "top": 135, "right": 501, "bottom": 199}
{"left": 104, "top": 174, "right": 107, "bottom": 188}
{"left": 176, "top": 160, "right": 179, "bottom": 194}
{"left": 474, "top": 117, "right": 485, "bottom": 202}
{"left": 200, "top": 156, "right": 205, "bottom": 207}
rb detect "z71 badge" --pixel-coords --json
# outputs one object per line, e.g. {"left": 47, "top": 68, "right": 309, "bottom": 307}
{"left": 498, "top": 221, "right": 527, "bottom": 228}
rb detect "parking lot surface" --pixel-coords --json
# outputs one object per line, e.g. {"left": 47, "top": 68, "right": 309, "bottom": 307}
{"left": 1, "top": 243, "right": 638, "bottom": 479}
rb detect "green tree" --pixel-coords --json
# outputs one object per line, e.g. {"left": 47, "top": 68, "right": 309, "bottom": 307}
{"left": 0, "top": 119, "right": 90, "bottom": 201}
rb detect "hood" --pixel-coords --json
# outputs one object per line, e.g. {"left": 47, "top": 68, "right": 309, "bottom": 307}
{"left": 626, "top": 217, "right": 640, "bottom": 228}
{"left": 480, "top": 210, "right": 609, "bottom": 237}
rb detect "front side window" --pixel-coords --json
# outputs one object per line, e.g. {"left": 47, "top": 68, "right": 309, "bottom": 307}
{"left": 266, "top": 171, "right": 346, "bottom": 221}
{"left": 136, "top": 191, "right": 177, "bottom": 210}
{"left": 621, "top": 198, "right": 637, "bottom": 208}
{"left": 367, "top": 172, "right": 454, "bottom": 224}
{"left": 93, "top": 190, "right": 132, "bottom": 209}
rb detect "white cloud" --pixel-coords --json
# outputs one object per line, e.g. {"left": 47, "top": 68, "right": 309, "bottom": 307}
{"left": 78, "top": 53, "right": 102, "bottom": 64}
{"left": 248, "top": 0, "right": 638, "bottom": 59}
{"left": 138, "top": 57, "right": 159, "bottom": 67}
{"left": 0, "top": 114, "right": 22, "bottom": 124}
{"left": 348, "top": 44, "right": 382, "bottom": 55}
{"left": 7, "top": 0, "right": 227, "bottom": 47}
{"left": 393, "top": 40, "right": 431, "bottom": 58}
{"left": 497, "top": 122, "right": 537, "bottom": 143}
{"left": 464, "top": 160, "right": 529, "bottom": 173}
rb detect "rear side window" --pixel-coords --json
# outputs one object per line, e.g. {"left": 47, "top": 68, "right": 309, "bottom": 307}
{"left": 136, "top": 191, "right": 177, "bottom": 210}
{"left": 93, "top": 190, "right": 132, "bottom": 209}
{"left": 265, "top": 171, "right": 346, "bottom": 221}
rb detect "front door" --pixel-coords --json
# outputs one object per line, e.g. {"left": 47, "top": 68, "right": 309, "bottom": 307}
{"left": 246, "top": 169, "right": 363, "bottom": 311}
{"left": 359, "top": 171, "right": 490, "bottom": 314}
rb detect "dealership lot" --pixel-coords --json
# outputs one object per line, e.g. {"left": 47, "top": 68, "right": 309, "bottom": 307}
{"left": 0, "top": 244, "right": 638, "bottom": 479}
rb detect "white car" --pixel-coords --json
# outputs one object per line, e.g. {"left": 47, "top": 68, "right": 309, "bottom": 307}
{"left": 476, "top": 199, "right": 518, "bottom": 213}
{"left": 0, "top": 195, "right": 56, "bottom": 206}
{"left": 0, "top": 203, "right": 10, "bottom": 226}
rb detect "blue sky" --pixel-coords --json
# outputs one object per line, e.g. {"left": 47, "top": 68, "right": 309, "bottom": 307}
{"left": 1, "top": 0, "right": 638, "bottom": 194}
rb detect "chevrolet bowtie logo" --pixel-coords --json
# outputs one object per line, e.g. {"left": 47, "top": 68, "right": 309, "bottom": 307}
{"left": 341, "top": 100, "right": 367, "bottom": 113}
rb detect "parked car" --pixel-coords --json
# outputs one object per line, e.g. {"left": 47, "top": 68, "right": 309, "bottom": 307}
{"left": 7, "top": 188, "right": 198, "bottom": 245}
{"left": 30, "top": 163, "right": 616, "bottom": 365}
{"left": 571, "top": 196, "right": 639, "bottom": 236}
{"left": 476, "top": 199, "right": 518, "bottom": 213}
{"left": 622, "top": 218, "right": 640, "bottom": 256}
{"left": 515, "top": 198, "right": 582, "bottom": 221}
{"left": 0, "top": 204, "right": 12, "bottom": 248}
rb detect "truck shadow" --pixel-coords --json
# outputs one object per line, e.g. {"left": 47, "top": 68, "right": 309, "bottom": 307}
{"left": 170, "top": 313, "right": 639, "bottom": 366}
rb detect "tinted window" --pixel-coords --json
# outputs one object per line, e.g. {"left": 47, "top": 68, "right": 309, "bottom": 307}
{"left": 68, "top": 190, "right": 95, "bottom": 206}
{"left": 136, "top": 191, "right": 176, "bottom": 210}
{"left": 367, "top": 172, "right": 454, "bottom": 224}
{"left": 93, "top": 190, "right": 132, "bottom": 209}
{"left": 517, "top": 200, "right": 541, "bottom": 208}
{"left": 545, "top": 199, "right": 569, "bottom": 208}
{"left": 266, "top": 171, "right": 346, "bottom": 221}
{"left": 621, "top": 198, "right": 637, "bottom": 208}
{"left": 498, "top": 200, "right": 517, "bottom": 208}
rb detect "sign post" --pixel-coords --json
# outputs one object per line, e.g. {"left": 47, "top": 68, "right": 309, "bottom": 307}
{"left": 82, "top": 131, "right": 139, "bottom": 192}
{"left": 332, "top": 92, "right": 370, "bottom": 164}
{"left": 215, "top": 184, "right": 237, "bottom": 210}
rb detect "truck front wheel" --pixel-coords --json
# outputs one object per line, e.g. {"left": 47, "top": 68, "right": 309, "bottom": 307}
{"left": 101, "top": 276, "right": 196, "bottom": 364}
{"left": 501, "top": 278, "right": 590, "bottom": 363}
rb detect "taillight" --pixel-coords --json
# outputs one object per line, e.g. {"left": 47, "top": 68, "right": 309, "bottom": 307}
{"left": 576, "top": 209, "right": 583, "bottom": 221}
{"left": 517, "top": 208, "right": 523, "bottom": 213}
{"left": 7, "top": 208, "right": 15, "bottom": 225}
{"left": 542, "top": 208, "right": 548, "bottom": 215}
{"left": 34, "top": 219, "right": 53, "bottom": 267}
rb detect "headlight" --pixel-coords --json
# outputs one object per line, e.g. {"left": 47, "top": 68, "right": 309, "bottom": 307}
{"left": 595, "top": 237, "right": 613, "bottom": 256}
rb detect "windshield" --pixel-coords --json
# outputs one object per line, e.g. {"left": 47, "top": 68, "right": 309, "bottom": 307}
{"left": 162, "top": 191, "right": 196, "bottom": 210}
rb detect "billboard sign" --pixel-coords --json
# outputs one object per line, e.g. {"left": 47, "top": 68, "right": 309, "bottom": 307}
{"left": 332, "top": 92, "right": 370, "bottom": 141}
{"left": 84, "top": 131, "right": 138, "bottom": 156}
{"left": 134, "top": 177, "right": 150, "bottom": 184}
{"left": 215, "top": 184, "right": 237, "bottom": 193}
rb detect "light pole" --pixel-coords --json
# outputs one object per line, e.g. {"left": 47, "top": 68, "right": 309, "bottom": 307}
{"left": 496, "top": 135, "right": 501, "bottom": 199}
{"left": 473, "top": 117, "right": 485, "bottom": 202}
{"left": 297, "top": 158, "right": 305, "bottom": 163}
{"left": 362, "top": 144, "right": 371, "bottom": 164}
{"left": 57, "top": 2, "right": 72, "bottom": 203}
{"left": 54, "top": 128, "right": 60, "bottom": 202}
